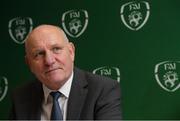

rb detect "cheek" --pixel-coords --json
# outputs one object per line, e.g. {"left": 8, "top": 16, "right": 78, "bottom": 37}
{"left": 56, "top": 53, "right": 68, "bottom": 62}
{"left": 30, "top": 61, "right": 43, "bottom": 74}
{"left": 55, "top": 55, "right": 72, "bottom": 70}
{"left": 69, "top": 53, "right": 75, "bottom": 62}
{"left": 63, "top": 54, "right": 73, "bottom": 65}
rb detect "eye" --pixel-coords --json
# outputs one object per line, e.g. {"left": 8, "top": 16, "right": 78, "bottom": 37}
{"left": 52, "top": 47, "right": 62, "bottom": 53}
{"left": 33, "top": 51, "right": 45, "bottom": 59}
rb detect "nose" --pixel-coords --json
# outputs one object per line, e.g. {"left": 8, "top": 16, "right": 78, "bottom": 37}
{"left": 44, "top": 51, "right": 55, "bottom": 66}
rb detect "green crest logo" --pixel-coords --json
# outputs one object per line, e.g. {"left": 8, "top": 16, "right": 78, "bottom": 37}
{"left": 93, "top": 66, "right": 120, "bottom": 82}
{"left": 120, "top": 1, "right": 150, "bottom": 30}
{"left": 0, "top": 76, "right": 8, "bottom": 101}
{"left": 62, "top": 10, "right": 88, "bottom": 38}
{"left": 155, "top": 61, "right": 180, "bottom": 92}
{"left": 8, "top": 17, "right": 33, "bottom": 44}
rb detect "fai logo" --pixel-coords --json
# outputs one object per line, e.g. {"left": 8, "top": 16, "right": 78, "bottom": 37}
{"left": 8, "top": 17, "right": 33, "bottom": 44}
{"left": 155, "top": 61, "right": 180, "bottom": 92}
{"left": 0, "top": 76, "right": 8, "bottom": 102}
{"left": 62, "top": 9, "right": 88, "bottom": 38}
{"left": 120, "top": 1, "right": 150, "bottom": 31}
{"left": 93, "top": 66, "right": 120, "bottom": 82}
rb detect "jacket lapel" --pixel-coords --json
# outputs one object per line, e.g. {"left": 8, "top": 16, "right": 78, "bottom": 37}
{"left": 66, "top": 68, "right": 88, "bottom": 120}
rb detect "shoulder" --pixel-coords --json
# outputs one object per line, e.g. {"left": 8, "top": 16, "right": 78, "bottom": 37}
{"left": 11, "top": 81, "right": 42, "bottom": 102}
{"left": 74, "top": 67, "right": 120, "bottom": 90}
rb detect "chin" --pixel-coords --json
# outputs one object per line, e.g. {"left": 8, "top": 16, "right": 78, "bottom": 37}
{"left": 50, "top": 76, "right": 66, "bottom": 83}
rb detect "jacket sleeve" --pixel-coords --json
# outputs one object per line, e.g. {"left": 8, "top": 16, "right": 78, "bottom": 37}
{"left": 95, "top": 79, "right": 122, "bottom": 120}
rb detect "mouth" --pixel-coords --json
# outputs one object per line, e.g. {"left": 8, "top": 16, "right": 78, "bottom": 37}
{"left": 45, "top": 68, "right": 61, "bottom": 74}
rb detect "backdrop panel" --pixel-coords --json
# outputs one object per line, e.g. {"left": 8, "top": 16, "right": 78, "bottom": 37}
{"left": 0, "top": 0, "right": 180, "bottom": 119}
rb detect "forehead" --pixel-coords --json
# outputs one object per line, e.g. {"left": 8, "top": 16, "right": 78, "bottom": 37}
{"left": 26, "top": 27, "right": 66, "bottom": 50}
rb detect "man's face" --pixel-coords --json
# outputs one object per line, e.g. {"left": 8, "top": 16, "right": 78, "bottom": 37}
{"left": 25, "top": 26, "right": 75, "bottom": 90}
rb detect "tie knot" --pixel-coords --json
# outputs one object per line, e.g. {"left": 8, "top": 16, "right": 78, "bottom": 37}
{"left": 50, "top": 91, "right": 61, "bottom": 101}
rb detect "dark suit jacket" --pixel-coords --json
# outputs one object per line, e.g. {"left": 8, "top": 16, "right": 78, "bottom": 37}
{"left": 9, "top": 67, "right": 122, "bottom": 120}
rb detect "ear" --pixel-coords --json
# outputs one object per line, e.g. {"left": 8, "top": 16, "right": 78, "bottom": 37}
{"left": 68, "top": 42, "right": 75, "bottom": 61}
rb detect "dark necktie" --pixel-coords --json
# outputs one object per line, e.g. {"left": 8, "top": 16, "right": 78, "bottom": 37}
{"left": 50, "top": 91, "right": 63, "bottom": 120}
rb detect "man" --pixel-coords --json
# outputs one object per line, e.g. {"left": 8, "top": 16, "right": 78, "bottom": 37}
{"left": 9, "top": 24, "right": 122, "bottom": 120}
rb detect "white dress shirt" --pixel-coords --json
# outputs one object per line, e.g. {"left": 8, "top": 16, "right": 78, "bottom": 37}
{"left": 41, "top": 72, "right": 73, "bottom": 121}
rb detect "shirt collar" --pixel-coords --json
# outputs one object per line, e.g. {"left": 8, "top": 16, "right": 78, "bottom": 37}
{"left": 43, "top": 71, "right": 74, "bottom": 104}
